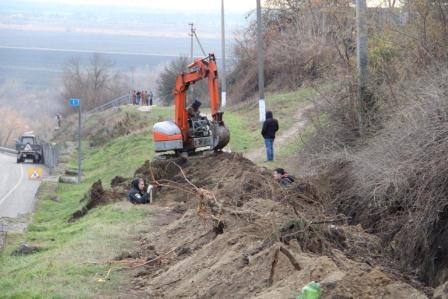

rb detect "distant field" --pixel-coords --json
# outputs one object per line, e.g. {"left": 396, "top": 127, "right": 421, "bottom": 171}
{"left": 0, "top": 29, "right": 228, "bottom": 90}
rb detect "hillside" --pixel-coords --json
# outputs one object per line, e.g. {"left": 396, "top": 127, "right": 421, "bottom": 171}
{"left": 3, "top": 85, "right": 448, "bottom": 297}
{"left": 0, "top": 90, "right": 315, "bottom": 297}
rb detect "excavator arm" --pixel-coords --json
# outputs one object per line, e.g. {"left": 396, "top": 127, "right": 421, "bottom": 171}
{"left": 174, "top": 54, "right": 221, "bottom": 141}
{"left": 153, "top": 54, "right": 229, "bottom": 153}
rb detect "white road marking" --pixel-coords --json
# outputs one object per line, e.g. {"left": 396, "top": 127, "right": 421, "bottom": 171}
{"left": 0, "top": 163, "right": 24, "bottom": 207}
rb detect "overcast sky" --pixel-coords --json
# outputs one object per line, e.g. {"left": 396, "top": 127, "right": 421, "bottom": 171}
{"left": 24, "top": 0, "right": 261, "bottom": 12}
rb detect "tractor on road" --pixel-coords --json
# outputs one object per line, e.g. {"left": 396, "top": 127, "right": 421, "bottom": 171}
{"left": 15, "top": 133, "right": 44, "bottom": 164}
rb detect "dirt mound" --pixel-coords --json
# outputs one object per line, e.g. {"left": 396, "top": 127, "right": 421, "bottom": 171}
{"left": 111, "top": 176, "right": 129, "bottom": 188}
{"left": 69, "top": 180, "right": 126, "bottom": 221}
{"left": 106, "top": 152, "right": 429, "bottom": 298}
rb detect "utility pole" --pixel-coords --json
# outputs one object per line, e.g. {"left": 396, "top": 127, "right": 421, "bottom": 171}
{"left": 77, "top": 100, "right": 82, "bottom": 184}
{"left": 221, "top": 0, "right": 227, "bottom": 109}
{"left": 256, "top": 0, "right": 266, "bottom": 122}
{"left": 69, "top": 98, "right": 82, "bottom": 184}
{"left": 189, "top": 23, "right": 195, "bottom": 60}
{"left": 189, "top": 23, "right": 195, "bottom": 98}
{"left": 356, "top": 0, "right": 368, "bottom": 134}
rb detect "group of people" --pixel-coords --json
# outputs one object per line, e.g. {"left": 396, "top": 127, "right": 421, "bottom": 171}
{"left": 127, "top": 107, "right": 292, "bottom": 205}
{"left": 132, "top": 90, "right": 153, "bottom": 106}
{"left": 128, "top": 169, "right": 293, "bottom": 205}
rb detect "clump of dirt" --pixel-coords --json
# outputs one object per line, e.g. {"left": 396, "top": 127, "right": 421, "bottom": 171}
{"left": 110, "top": 152, "right": 430, "bottom": 298}
{"left": 69, "top": 180, "right": 126, "bottom": 222}
{"left": 111, "top": 175, "right": 129, "bottom": 188}
{"left": 11, "top": 242, "right": 42, "bottom": 256}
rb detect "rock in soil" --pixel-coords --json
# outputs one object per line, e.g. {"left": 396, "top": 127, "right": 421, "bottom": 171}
{"left": 11, "top": 242, "right": 41, "bottom": 256}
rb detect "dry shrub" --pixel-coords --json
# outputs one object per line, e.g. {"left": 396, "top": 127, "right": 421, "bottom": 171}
{"left": 228, "top": 0, "right": 355, "bottom": 103}
{"left": 315, "top": 68, "right": 448, "bottom": 286}
{"left": 0, "top": 107, "right": 30, "bottom": 147}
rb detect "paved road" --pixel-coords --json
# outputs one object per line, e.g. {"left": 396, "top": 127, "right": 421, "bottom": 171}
{"left": 0, "top": 153, "right": 43, "bottom": 218}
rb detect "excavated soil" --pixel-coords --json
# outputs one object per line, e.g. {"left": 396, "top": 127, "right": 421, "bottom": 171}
{"left": 102, "top": 152, "right": 431, "bottom": 298}
{"left": 69, "top": 180, "right": 126, "bottom": 222}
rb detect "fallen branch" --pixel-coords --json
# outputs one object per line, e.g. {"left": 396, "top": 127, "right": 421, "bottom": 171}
{"left": 268, "top": 244, "right": 302, "bottom": 286}
{"left": 268, "top": 247, "right": 280, "bottom": 286}
{"left": 279, "top": 246, "right": 301, "bottom": 271}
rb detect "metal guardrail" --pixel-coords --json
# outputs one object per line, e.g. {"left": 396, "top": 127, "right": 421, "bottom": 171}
{"left": 42, "top": 143, "right": 63, "bottom": 169}
{"left": 0, "top": 144, "right": 61, "bottom": 170}
{"left": 86, "top": 94, "right": 131, "bottom": 115}
{"left": 0, "top": 147, "right": 17, "bottom": 155}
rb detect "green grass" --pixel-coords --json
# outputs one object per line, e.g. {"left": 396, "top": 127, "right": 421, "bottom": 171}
{"left": 265, "top": 121, "right": 316, "bottom": 172}
{"left": 0, "top": 107, "right": 172, "bottom": 298}
{"left": 226, "top": 88, "right": 314, "bottom": 152}
{"left": 0, "top": 88, "right": 315, "bottom": 297}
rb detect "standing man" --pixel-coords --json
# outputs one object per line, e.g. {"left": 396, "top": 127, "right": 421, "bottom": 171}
{"left": 261, "top": 111, "right": 279, "bottom": 162}
{"left": 55, "top": 114, "right": 62, "bottom": 128}
{"left": 136, "top": 91, "right": 141, "bottom": 105}
{"left": 132, "top": 90, "right": 137, "bottom": 105}
{"left": 149, "top": 90, "right": 153, "bottom": 106}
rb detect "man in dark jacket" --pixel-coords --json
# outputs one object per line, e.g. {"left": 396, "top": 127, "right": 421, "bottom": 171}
{"left": 187, "top": 99, "right": 202, "bottom": 120}
{"left": 261, "top": 111, "right": 279, "bottom": 161}
{"left": 128, "top": 178, "right": 152, "bottom": 204}
{"left": 273, "top": 168, "right": 295, "bottom": 187}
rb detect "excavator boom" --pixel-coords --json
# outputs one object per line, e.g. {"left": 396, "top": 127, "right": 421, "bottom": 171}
{"left": 153, "top": 54, "right": 230, "bottom": 153}
{"left": 174, "top": 54, "right": 221, "bottom": 140}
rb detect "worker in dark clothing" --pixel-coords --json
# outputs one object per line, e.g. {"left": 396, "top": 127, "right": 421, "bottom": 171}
{"left": 261, "top": 111, "right": 279, "bottom": 161}
{"left": 149, "top": 90, "right": 154, "bottom": 106}
{"left": 273, "top": 168, "right": 294, "bottom": 187}
{"left": 128, "top": 178, "right": 153, "bottom": 204}
{"left": 187, "top": 99, "right": 202, "bottom": 120}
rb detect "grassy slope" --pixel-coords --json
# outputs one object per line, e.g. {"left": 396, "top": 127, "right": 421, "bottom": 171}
{"left": 0, "top": 88, "right": 313, "bottom": 298}
{"left": 227, "top": 88, "right": 314, "bottom": 153}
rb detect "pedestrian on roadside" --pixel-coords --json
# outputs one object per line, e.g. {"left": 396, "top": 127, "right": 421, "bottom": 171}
{"left": 273, "top": 168, "right": 294, "bottom": 187}
{"left": 143, "top": 90, "right": 148, "bottom": 106}
{"left": 128, "top": 178, "right": 153, "bottom": 204}
{"left": 136, "top": 91, "right": 141, "bottom": 105}
{"left": 55, "top": 114, "right": 62, "bottom": 128}
{"left": 132, "top": 90, "right": 137, "bottom": 105}
{"left": 261, "top": 111, "right": 279, "bottom": 162}
{"left": 149, "top": 90, "right": 154, "bottom": 106}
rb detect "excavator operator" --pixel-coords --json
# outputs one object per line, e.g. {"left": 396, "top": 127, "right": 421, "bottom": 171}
{"left": 187, "top": 99, "right": 202, "bottom": 120}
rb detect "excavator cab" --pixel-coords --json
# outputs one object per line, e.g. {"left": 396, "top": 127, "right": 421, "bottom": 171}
{"left": 153, "top": 54, "right": 230, "bottom": 154}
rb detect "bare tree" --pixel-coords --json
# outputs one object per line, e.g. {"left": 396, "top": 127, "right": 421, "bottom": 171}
{"left": 0, "top": 107, "right": 29, "bottom": 147}
{"left": 156, "top": 56, "right": 208, "bottom": 106}
{"left": 62, "top": 54, "right": 129, "bottom": 112}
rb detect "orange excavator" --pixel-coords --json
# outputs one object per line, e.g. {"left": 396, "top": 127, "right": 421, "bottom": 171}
{"left": 152, "top": 54, "right": 230, "bottom": 154}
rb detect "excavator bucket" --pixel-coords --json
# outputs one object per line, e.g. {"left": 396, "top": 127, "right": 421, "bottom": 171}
{"left": 211, "top": 124, "right": 230, "bottom": 150}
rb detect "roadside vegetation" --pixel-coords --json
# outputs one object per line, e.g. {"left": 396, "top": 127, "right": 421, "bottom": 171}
{"left": 0, "top": 106, "right": 168, "bottom": 298}
{"left": 0, "top": 86, "right": 313, "bottom": 297}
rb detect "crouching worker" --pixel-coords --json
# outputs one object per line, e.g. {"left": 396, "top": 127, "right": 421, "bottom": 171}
{"left": 273, "top": 168, "right": 295, "bottom": 187}
{"left": 129, "top": 178, "right": 153, "bottom": 204}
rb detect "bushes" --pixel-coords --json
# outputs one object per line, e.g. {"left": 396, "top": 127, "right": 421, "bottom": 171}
{"left": 227, "top": 1, "right": 355, "bottom": 103}
{"left": 309, "top": 68, "right": 448, "bottom": 286}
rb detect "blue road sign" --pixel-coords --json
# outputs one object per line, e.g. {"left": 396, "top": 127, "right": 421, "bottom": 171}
{"left": 69, "top": 98, "right": 80, "bottom": 106}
